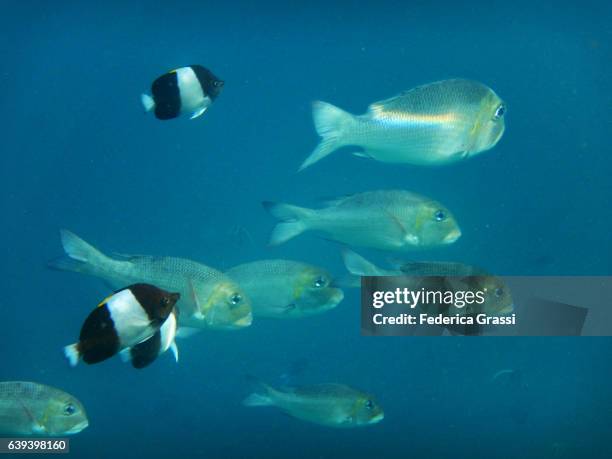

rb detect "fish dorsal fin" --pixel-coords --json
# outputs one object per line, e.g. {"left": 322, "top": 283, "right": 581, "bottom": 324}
{"left": 97, "top": 293, "right": 114, "bottom": 307}
{"left": 316, "top": 194, "right": 356, "bottom": 207}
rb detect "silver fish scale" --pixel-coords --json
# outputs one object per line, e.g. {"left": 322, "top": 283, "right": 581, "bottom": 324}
{"left": 120, "top": 256, "right": 225, "bottom": 283}
{"left": 369, "top": 79, "right": 492, "bottom": 115}
{"left": 0, "top": 382, "right": 58, "bottom": 402}
{"left": 292, "top": 383, "right": 362, "bottom": 399}
{"left": 228, "top": 260, "right": 315, "bottom": 277}
{"left": 331, "top": 190, "right": 433, "bottom": 211}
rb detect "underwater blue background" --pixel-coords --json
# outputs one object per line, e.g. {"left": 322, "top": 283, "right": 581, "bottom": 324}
{"left": 1, "top": 1, "right": 611, "bottom": 457}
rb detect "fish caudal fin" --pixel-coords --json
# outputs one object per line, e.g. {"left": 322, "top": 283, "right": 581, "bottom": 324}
{"left": 64, "top": 344, "right": 80, "bottom": 367}
{"left": 341, "top": 249, "right": 380, "bottom": 276}
{"left": 262, "top": 202, "right": 313, "bottom": 246}
{"left": 299, "top": 101, "right": 354, "bottom": 171}
{"left": 48, "top": 230, "right": 111, "bottom": 275}
{"left": 242, "top": 392, "right": 273, "bottom": 407}
{"left": 141, "top": 94, "right": 155, "bottom": 112}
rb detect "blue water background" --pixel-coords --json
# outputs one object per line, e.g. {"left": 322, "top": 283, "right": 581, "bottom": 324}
{"left": 1, "top": 1, "right": 610, "bottom": 458}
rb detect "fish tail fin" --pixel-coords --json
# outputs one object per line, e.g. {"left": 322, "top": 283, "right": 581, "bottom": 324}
{"left": 298, "top": 101, "right": 355, "bottom": 171}
{"left": 341, "top": 249, "right": 381, "bottom": 276}
{"left": 63, "top": 344, "right": 80, "bottom": 367}
{"left": 48, "top": 230, "right": 112, "bottom": 276}
{"left": 242, "top": 392, "right": 273, "bottom": 407}
{"left": 141, "top": 94, "right": 155, "bottom": 112}
{"left": 242, "top": 377, "right": 275, "bottom": 407}
{"left": 262, "top": 201, "right": 314, "bottom": 246}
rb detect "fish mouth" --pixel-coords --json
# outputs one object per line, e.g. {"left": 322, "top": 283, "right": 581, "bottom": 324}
{"left": 66, "top": 419, "right": 89, "bottom": 435}
{"left": 498, "top": 303, "right": 515, "bottom": 315}
{"left": 370, "top": 413, "right": 385, "bottom": 424}
{"left": 234, "top": 312, "right": 253, "bottom": 328}
{"left": 329, "top": 289, "right": 345, "bottom": 307}
{"left": 443, "top": 228, "right": 462, "bottom": 244}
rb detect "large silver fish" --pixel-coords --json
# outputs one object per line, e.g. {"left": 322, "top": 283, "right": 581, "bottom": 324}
{"left": 49, "top": 230, "right": 252, "bottom": 330}
{"left": 263, "top": 190, "right": 461, "bottom": 251}
{"left": 0, "top": 382, "right": 88, "bottom": 436}
{"left": 300, "top": 79, "right": 505, "bottom": 170}
{"left": 226, "top": 260, "right": 344, "bottom": 319}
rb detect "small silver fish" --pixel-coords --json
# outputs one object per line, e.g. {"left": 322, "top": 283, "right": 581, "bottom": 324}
{"left": 243, "top": 381, "right": 384, "bottom": 428}
{"left": 263, "top": 190, "right": 461, "bottom": 251}
{"left": 300, "top": 79, "right": 505, "bottom": 170}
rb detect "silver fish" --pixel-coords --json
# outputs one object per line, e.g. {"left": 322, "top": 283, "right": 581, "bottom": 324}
{"left": 0, "top": 382, "right": 88, "bottom": 436}
{"left": 49, "top": 230, "right": 252, "bottom": 330}
{"left": 243, "top": 381, "right": 384, "bottom": 428}
{"left": 263, "top": 190, "right": 461, "bottom": 251}
{"left": 226, "top": 259, "right": 344, "bottom": 319}
{"left": 300, "top": 79, "right": 505, "bottom": 170}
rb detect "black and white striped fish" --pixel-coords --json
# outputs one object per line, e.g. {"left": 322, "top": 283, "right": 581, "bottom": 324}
{"left": 141, "top": 65, "right": 224, "bottom": 120}
{"left": 64, "top": 283, "right": 180, "bottom": 367}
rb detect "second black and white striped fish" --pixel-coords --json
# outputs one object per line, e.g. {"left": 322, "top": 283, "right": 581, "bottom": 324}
{"left": 141, "top": 65, "right": 224, "bottom": 120}
{"left": 64, "top": 283, "right": 180, "bottom": 367}
{"left": 120, "top": 308, "right": 180, "bottom": 369}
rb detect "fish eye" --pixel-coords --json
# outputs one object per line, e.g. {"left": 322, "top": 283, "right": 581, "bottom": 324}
{"left": 365, "top": 400, "right": 374, "bottom": 410}
{"left": 433, "top": 210, "right": 446, "bottom": 222}
{"left": 313, "top": 276, "right": 327, "bottom": 288}
{"left": 161, "top": 297, "right": 170, "bottom": 306}
{"left": 494, "top": 104, "right": 505, "bottom": 120}
{"left": 64, "top": 404, "right": 76, "bottom": 416}
{"left": 495, "top": 288, "right": 504, "bottom": 297}
{"left": 229, "top": 293, "right": 242, "bottom": 306}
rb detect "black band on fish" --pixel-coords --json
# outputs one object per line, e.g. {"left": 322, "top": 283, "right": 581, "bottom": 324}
{"left": 190, "top": 64, "right": 223, "bottom": 100}
{"left": 151, "top": 72, "right": 181, "bottom": 119}
{"left": 129, "top": 331, "right": 162, "bottom": 369}
{"left": 78, "top": 305, "right": 120, "bottom": 364}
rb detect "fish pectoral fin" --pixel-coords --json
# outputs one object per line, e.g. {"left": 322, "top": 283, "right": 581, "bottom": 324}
{"left": 17, "top": 398, "right": 43, "bottom": 431}
{"left": 170, "top": 341, "right": 179, "bottom": 362}
{"left": 382, "top": 211, "right": 410, "bottom": 247}
{"left": 119, "top": 348, "right": 132, "bottom": 362}
{"left": 190, "top": 107, "right": 208, "bottom": 119}
{"left": 184, "top": 278, "right": 205, "bottom": 320}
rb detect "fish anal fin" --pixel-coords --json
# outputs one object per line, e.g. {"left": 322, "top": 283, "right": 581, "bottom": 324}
{"left": 190, "top": 107, "right": 208, "bottom": 119}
